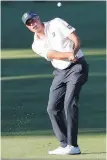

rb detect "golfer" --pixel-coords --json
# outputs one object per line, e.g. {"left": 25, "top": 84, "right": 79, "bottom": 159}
{"left": 22, "top": 11, "right": 89, "bottom": 155}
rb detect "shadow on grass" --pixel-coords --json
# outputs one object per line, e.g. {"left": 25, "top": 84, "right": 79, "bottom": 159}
{"left": 1, "top": 151, "right": 107, "bottom": 160}
{"left": 1, "top": 54, "right": 106, "bottom": 136}
{"left": 82, "top": 152, "right": 106, "bottom": 155}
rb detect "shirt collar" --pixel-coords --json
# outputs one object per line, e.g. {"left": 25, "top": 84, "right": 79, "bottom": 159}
{"left": 34, "top": 22, "right": 49, "bottom": 40}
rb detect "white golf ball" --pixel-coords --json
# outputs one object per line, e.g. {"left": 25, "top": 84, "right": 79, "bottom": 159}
{"left": 57, "top": 2, "right": 62, "bottom": 7}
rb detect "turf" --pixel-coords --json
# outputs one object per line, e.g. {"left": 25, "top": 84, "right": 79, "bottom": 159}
{"left": 1, "top": 134, "right": 106, "bottom": 159}
{"left": 1, "top": 48, "right": 106, "bottom": 159}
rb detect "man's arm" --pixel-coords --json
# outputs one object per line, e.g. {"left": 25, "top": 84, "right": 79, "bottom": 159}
{"left": 47, "top": 50, "right": 75, "bottom": 61}
{"left": 47, "top": 29, "right": 80, "bottom": 62}
{"left": 47, "top": 30, "right": 80, "bottom": 62}
{"left": 68, "top": 31, "right": 81, "bottom": 55}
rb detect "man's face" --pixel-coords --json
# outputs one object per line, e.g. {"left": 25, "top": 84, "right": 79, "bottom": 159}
{"left": 26, "top": 17, "right": 42, "bottom": 33}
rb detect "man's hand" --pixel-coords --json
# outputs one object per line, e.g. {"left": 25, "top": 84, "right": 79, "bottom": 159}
{"left": 68, "top": 56, "right": 78, "bottom": 63}
{"left": 68, "top": 51, "right": 78, "bottom": 63}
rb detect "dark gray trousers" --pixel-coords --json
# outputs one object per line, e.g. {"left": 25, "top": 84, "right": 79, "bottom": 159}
{"left": 47, "top": 57, "right": 89, "bottom": 147}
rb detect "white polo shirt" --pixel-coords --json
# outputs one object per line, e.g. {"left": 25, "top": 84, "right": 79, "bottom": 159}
{"left": 32, "top": 18, "right": 83, "bottom": 70}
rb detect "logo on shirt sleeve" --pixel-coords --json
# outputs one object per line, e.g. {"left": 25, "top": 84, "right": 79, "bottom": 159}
{"left": 24, "top": 13, "right": 28, "bottom": 18}
{"left": 67, "top": 24, "right": 72, "bottom": 29}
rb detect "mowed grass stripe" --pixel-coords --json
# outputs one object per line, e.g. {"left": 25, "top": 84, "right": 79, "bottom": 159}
{"left": 1, "top": 72, "right": 105, "bottom": 81}
{"left": 1, "top": 74, "right": 52, "bottom": 80}
{"left": 1, "top": 128, "right": 106, "bottom": 137}
{"left": 1, "top": 48, "right": 106, "bottom": 59}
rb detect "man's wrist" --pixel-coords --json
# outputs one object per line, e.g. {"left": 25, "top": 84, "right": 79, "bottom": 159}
{"left": 68, "top": 53, "right": 78, "bottom": 62}
{"left": 68, "top": 55, "right": 75, "bottom": 61}
{"left": 68, "top": 51, "right": 75, "bottom": 61}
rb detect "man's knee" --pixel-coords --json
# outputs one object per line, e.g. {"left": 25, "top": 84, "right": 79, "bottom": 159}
{"left": 47, "top": 106, "right": 53, "bottom": 114}
{"left": 47, "top": 101, "right": 56, "bottom": 115}
{"left": 47, "top": 102, "right": 61, "bottom": 116}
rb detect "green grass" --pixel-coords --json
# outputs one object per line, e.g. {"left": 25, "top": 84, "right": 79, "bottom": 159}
{"left": 1, "top": 48, "right": 106, "bottom": 159}
{"left": 1, "top": 134, "right": 106, "bottom": 159}
{"left": 1, "top": 48, "right": 106, "bottom": 59}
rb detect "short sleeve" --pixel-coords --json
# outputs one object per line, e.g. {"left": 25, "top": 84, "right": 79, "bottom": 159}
{"left": 32, "top": 42, "right": 51, "bottom": 61}
{"left": 55, "top": 18, "right": 76, "bottom": 37}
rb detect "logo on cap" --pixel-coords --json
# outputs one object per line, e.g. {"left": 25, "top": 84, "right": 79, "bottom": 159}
{"left": 24, "top": 13, "right": 28, "bottom": 19}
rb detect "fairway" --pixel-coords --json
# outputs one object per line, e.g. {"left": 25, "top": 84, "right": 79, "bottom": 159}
{"left": 1, "top": 133, "right": 106, "bottom": 160}
{"left": 1, "top": 48, "right": 106, "bottom": 159}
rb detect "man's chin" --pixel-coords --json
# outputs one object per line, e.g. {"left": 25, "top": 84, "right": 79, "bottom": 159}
{"left": 35, "top": 28, "right": 41, "bottom": 33}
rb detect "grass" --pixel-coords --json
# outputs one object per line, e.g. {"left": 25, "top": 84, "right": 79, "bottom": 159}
{"left": 1, "top": 48, "right": 106, "bottom": 59}
{"left": 1, "top": 134, "right": 106, "bottom": 159}
{"left": 1, "top": 48, "right": 106, "bottom": 159}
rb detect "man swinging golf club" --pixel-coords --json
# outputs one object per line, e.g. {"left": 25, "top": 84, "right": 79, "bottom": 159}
{"left": 22, "top": 11, "right": 89, "bottom": 155}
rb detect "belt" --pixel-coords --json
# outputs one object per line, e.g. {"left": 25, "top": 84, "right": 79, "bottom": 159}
{"left": 78, "top": 56, "right": 85, "bottom": 61}
{"left": 64, "top": 56, "right": 86, "bottom": 70}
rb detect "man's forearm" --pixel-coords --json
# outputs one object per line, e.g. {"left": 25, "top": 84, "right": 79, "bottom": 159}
{"left": 72, "top": 39, "right": 80, "bottom": 55}
{"left": 68, "top": 31, "right": 81, "bottom": 55}
{"left": 47, "top": 50, "right": 75, "bottom": 60}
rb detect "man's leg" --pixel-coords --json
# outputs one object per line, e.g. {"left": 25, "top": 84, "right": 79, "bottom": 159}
{"left": 48, "top": 81, "right": 83, "bottom": 155}
{"left": 64, "top": 61, "right": 89, "bottom": 147}
{"left": 48, "top": 59, "right": 89, "bottom": 155}
{"left": 47, "top": 75, "right": 67, "bottom": 147}
{"left": 64, "top": 82, "right": 82, "bottom": 147}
